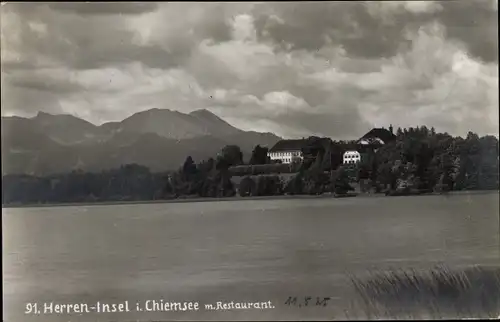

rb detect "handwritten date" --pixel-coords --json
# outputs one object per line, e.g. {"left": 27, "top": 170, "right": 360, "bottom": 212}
{"left": 284, "top": 296, "right": 332, "bottom": 308}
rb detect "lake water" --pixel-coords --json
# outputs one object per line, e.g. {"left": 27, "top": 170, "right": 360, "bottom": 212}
{"left": 3, "top": 192, "right": 499, "bottom": 321}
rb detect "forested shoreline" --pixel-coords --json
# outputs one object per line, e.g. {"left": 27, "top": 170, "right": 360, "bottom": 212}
{"left": 2, "top": 127, "right": 498, "bottom": 205}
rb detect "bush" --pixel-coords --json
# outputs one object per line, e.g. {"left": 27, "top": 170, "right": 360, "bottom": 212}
{"left": 255, "top": 175, "right": 283, "bottom": 196}
{"left": 229, "top": 164, "right": 293, "bottom": 176}
{"left": 239, "top": 176, "right": 256, "bottom": 197}
{"left": 284, "top": 173, "right": 304, "bottom": 195}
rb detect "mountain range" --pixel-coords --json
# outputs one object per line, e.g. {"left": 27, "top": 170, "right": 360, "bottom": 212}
{"left": 1, "top": 109, "right": 281, "bottom": 175}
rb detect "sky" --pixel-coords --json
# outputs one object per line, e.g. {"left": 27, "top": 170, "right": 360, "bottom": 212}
{"left": 1, "top": 1, "right": 498, "bottom": 139}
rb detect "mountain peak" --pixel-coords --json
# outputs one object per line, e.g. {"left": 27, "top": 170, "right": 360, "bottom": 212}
{"left": 133, "top": 108, "right": 184, "bottom": 117}
{"left": 35, "top": 111, "right": 53, "bottom": 118}
{"left": 189, "top": 108, "right": 224, "bottom": 121}
{"left": 148, "top": 108, "right": 171, "bottom": 113}
{"left": 34, "top": 111, "right": 84, "bottom": 121}
{"left": 189, "top": 108, "right": 212, "bottom": 115}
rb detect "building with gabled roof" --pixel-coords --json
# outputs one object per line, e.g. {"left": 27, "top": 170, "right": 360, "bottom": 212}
{"left": 343, "top": 126, "right": 396, "bottom": 165}
{"left": 267, "top": 139, "right": 308, "bottom": 164}
{"left": 358, "top": 126, "right": 396, "bottom": 146}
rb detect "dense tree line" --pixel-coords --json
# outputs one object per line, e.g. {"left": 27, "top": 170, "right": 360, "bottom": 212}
{"left": 373, "top": 127, "right": 499, "bottom": 193}
{"left": 2, "top": 128, "right": 498, "bottom": 205}
{"left": 2, "top": 164, "right": 167, "bottom": 204}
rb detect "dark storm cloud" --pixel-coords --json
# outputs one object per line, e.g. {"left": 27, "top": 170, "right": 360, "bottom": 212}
{"left": 252, "top": 1, "right": 498, "bottom": 62}
{"left": 2, "top": 2, "right": 232, "bottom": 73}
{"left": 252, "top": 2, "right": 427, "bottom": 59}
{"left": 5, "top": 11, "right": 187, "bottom": 71}
{"left": 438, "top": 0, "right": 498, "bottom": 63}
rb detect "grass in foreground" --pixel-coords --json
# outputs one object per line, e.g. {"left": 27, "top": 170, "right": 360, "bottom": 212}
{"left": 349, "top": 265, "right": 500, "bottom": 319}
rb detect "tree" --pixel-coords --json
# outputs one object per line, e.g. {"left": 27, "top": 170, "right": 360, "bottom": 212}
{"left": 290, "top": 157, "right": 302, "bottom": 172}
{"left": 239, "top": 176, "right": 256, "bottom": 197}
{"left": 396, "top": 127, "right": 404, "bottom": 138}
{"left": 215, "top": 170, "right": 235, "bottom": 197}
{"left": 221, "top": 145, "right": 244, "bottom": 167}
{"left": 182, "top": 156, "right": 197, "bottom": 180}
{"left": 357, "top": 163, "right": 370, "bottom": 181}
{"left": 197, "top": 158, "right": 215, "bottom": 174}
{"left": 284, "top": 172, "right": 304, "bottom": 195}
{"left": 249, "top": 145, "right": 270, "bottom": 165}
{"left": 301, "top": 151, "right": 329, "bottom": 194}
{"left": 308, "top": 151, "right": 324, "bottom": 174}
{"left": 331, "top": 166, "right": 354, "bottom": 194}
{"left": 255, "top": 175, "right": 283, "bottom": 196}
{"left": 165, "top": 174, "right": 174, "bottom": 196}
{"left": 215, "top": 155, "right": 230, "bottom": 171}
{"left": 321, "top": 144, "right": 332, "bottom": 171}
{"left": 420, "top": 125, "right": 429, "bottom": 137}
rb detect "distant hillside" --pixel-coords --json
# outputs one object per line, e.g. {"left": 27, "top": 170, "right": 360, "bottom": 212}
{"left": 1, "top": 109, "right": 281, "bottom": 175}
{"left": 98, "top": 108, "right": 243, "bottom": 140}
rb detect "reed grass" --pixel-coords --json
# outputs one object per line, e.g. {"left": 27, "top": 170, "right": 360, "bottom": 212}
{"left": 349, "top": 265, "right": 500, "bottom": 319}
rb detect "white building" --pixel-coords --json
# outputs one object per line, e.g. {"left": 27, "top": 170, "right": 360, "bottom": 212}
{"left": 343, "top": 150, "right": 361, "bottom": 164}
{"left": 267, "top": 150, "right": 303, "bottom": 164}
{"left": 267, "top": 139, "right": 307, "bottom": 164}
{"left": 342, "top": 127, "right": 396, "bottom": 165}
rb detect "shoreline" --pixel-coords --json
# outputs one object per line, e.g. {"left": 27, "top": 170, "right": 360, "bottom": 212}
{"left": 2, "top": 189, "right": 498, "bottom": 209}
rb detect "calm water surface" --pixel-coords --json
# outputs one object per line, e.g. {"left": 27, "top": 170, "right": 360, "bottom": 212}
{"left": 3, "top": 193, "right": 499, "bottom": 321}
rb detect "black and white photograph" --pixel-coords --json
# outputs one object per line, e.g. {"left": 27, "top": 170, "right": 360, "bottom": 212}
{"left": 1, "top": 1, "right": 499, "bottom": 321}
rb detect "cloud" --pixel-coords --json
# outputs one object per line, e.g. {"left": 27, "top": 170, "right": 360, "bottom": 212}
{"left": 404, "top": 1, "right": 443, "bottom": 14}
{"left": 47, "top": 3, "right": 159, "bottom": 15}
{"left": 232, "top": 14, "right": 258, "bottom": 41}
{"left": 252, "top": 1, "right": 497, "bottom": 63}
{"left": 1, "top": 2, "right": 498, "bottom": 138}
{"left": 437, "top": 0, "right": 498, "bottom": 63}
